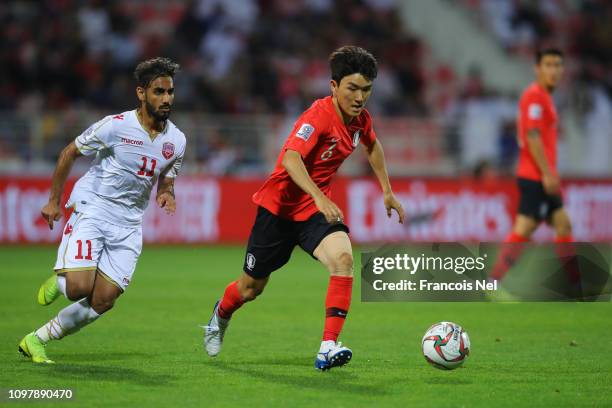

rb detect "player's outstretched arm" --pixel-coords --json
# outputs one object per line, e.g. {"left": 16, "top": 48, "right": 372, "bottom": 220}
{"left": 526, "top": 129, "right": 560, "bottom": 194}
{"left": 282, "top": 149, "right": 344, "bottom": 223}
{"left": 42, "top": 142, "right": 82, "bottom": 230}
{"left": 365, "top": 140, "right": 404, "bottom": 224}
{"left": 156, "top": 175, "right": 176, "bottom": 215}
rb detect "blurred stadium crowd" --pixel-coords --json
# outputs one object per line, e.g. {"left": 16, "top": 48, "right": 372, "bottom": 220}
{"left": 0, "top": 0, "right": 610, "bottom": 176}
{"left": 1, "top": 0, "right": 426, "bottom": 115}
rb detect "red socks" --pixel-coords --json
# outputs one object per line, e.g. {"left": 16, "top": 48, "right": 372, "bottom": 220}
{"left": 490, "top": 232, "right": 529, "bottom": 281}
{"left": 490, "top": 233, "right": 580, "bottom": 288}
{"left": 506, "top": 232, "right": 530, "bottom": 244}
{"left": 554, "top": 235, "right": 581, "bottom": 285}
{"left": 322, "top": 276, "right": 353, "bottom": 342}
{"left": 218, "top": 280, "right": 245, "bottom": 319}
{"left": 218, "top": 275, "right": 354, "bottom": 339}
{"left": 555, "top": 235, "right": 573, "bottom": 243}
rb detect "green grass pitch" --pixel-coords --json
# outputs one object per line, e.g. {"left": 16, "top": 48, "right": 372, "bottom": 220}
{"left": 1, "top": 246, "right": 611, "bottom": 407}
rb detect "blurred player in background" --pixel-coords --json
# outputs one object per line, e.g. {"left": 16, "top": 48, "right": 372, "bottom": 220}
{"left": 19, "top": 58, "right": 186, "bottom": 363}
{"left": 202, "top": 46, "right": 405, "bottom": 370}
{"left": 490, "top": 49, "right": 578, "bottom": 287}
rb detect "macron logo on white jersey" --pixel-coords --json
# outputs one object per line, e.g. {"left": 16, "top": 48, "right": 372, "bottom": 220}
{"left": 121, "top": 137, "right": 143, "bottom": 146}
{"left": 296, "top": 124, "right": 315, "bottom": 141}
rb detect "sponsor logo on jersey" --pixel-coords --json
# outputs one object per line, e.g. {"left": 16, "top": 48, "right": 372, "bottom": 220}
{"left": 352, "top": 130, "right": 361, "bottom": 147}
{"left": 246, "top": 253, "right": 256, "bottom": 270}
{"left": 121, "top": 137, "right": 144, "bottom": 146}
{"left": 113, "top": 114, "right": 125, "bottom": 120}
{"left": 122, "top": 277, "right": 130, "bottom": 285}
{"left": 162, "top": 142, "right": 175, "bottom": 159}
{"left": 296, "top": 124, "right": 315, "bottom": 141}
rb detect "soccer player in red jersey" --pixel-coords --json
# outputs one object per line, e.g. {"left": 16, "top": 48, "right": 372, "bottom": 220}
{"left": 202, "top": 46, "right": 405, "bottom": 370}
{"left": 490, "top": 48, "right": 576, "bottom": 285}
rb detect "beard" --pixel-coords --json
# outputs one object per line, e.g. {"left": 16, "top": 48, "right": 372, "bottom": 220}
{"left": 145, "top": 100, "right": 171, "bottom": 121}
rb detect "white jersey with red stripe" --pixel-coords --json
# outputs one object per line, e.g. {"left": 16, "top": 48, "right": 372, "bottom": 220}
{"left": 69, "top": 110, "right": 186, "bottom": 226}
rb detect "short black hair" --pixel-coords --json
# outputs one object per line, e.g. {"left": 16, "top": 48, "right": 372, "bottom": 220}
{"left": 536, "top": 48, "right": 563, "bottom": 64}
{"left": 329, "top": 46, "right": 378, "bottom": 84}
{"left": 134, "top": 57, "right": 180, "bottom": 88}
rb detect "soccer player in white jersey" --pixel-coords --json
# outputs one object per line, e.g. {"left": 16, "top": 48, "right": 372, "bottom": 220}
{"left": 18, "top": 57, "right": 186, "bottom": 364}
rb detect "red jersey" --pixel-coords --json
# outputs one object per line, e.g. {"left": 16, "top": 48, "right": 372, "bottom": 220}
{"left": 252, "top": 96, "right": 377, "bottom": 221}
{"left": 516, "top": 82, "right": 558, "bottom": 181}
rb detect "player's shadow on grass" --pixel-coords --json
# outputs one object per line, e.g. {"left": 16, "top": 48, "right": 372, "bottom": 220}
{"left": 53, "top": 351, "right": 152, "bottom": 362}
{"left": 48, "top": 363, "right": 176, "bottom": 387}
{"left": 224, "top": 355, "right": 312, "bottom": 368}
{"left": 207, "top": 359, "right": 390, "bottom": 396}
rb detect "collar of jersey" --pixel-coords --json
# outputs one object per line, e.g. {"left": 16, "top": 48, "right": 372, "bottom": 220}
{"left": 134, "top": 109, "right": 168, "bottom": 141}
{"left": 324, "top": 96, "right": 360, "bottom": 140}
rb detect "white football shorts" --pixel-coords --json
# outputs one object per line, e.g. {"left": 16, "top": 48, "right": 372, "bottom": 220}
{"left": 53, "top": 211, "right": 143, "bottom": 291}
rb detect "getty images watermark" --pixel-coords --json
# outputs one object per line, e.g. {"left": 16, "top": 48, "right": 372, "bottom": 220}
{"left": 361, "top": 243, "right": 612, "bottom": 302}
{"left": 370, "top": 252, "right": 494, "bottom": 292}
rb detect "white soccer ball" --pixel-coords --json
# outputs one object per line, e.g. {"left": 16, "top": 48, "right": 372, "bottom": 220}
{"left": 422, "top": 321, "right": 470, "bottom": 370}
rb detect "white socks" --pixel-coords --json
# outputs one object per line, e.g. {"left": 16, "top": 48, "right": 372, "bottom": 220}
{"left": 319, "top": 340, "right": 336, "bottom": 352}
{"left": 35, "top": 298, "right": 100, "bottom": 343}
{"left": 57, "top": 275, "right": 67, "bottom": 297}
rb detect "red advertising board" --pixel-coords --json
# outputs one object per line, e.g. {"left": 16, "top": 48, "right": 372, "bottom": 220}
{"left": 1, "top": 177, "right": 611, "bottom": 243}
